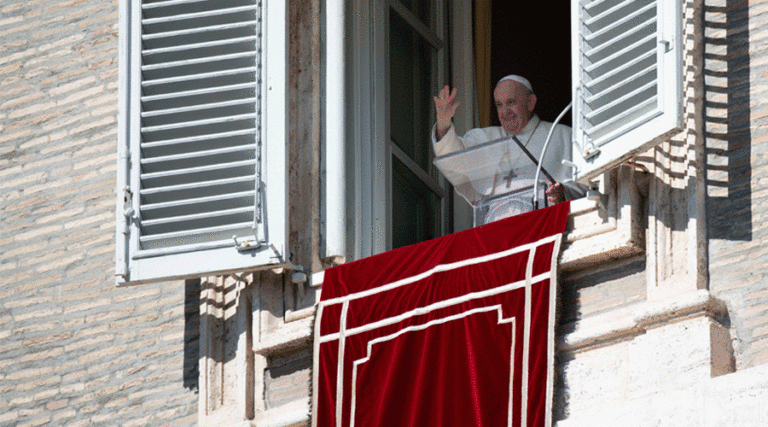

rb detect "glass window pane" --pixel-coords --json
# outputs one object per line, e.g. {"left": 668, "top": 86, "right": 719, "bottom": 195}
{"left": 391, "top": 157, "right": 440, "bottom": 249}
{"left": 397, "top": 0, "right": 433, "bottom": 28}
{"left": 389, "top": 9, "right": 436, "bottom": 172}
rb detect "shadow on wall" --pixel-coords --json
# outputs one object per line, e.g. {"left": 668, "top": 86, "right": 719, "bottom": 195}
{"left": 184, "top": 278, "right": 201, "bottom": 391}
{"left": 704, "top": 0, "right": 752, "bottom": 242}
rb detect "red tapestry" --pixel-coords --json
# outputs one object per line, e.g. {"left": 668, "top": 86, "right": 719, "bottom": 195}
{"left": 312, "top": 202, "right": 570, "bottom": 427}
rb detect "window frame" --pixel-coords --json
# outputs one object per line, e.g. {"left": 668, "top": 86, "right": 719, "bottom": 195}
{"left": 347, "top": 0, "right": 463, "bottom": 260}
{"left": 386, "top": 0, "right": 451, "bottom": 249}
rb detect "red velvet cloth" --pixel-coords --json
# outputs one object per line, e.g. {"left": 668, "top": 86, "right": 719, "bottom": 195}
{"left": 313, "top": 202, "right": 569, "bottom": 427}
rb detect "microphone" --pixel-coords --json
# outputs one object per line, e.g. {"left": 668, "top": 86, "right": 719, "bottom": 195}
{"left": 533, "top": 102, "right": 572, "bottom": 210}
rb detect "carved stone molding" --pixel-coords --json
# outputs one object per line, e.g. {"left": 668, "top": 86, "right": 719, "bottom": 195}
{"left": 560, "top": 165, "right": 648, "bottom": 271}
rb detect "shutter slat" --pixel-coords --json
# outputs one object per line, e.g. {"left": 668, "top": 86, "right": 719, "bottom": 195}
{"left": 142, "top": 191, "right": 256, "bottom": 213}
{"left": 583, "top": 33, "right": 655, "bottom": 74}
{"left": 141, "top": 113, "right": 258, "bottom": 133}
{"left": 141, "top": 129, "right": 257, "bottom": 149}
{"left": 143, "top": 21, "right": 255, "bottom": 41}
{"left": 142, "top": 207, "right": 255, "bottom": 230}
{"left": 583, "top": 97, "right": 658, "bottom": 143}
{"left": 585, "top": 78, "right": 657, "bottom": 121}
{"left": 141, "top": 52, "right": 256, "bottom": 72}
{"left": 583, "top": 3, "right": 655, "bottom": 43}
{"left": 585, "top": 65, "right": 655, "bottom": 104}
{"left": 142, "top": 97, "right": 257, "bottom": 118}
{"left": 142, "top": 35, "right": 258, "bottom": 57}
{"left": 585, "top": 73, "right": 656, "bottom": 114}
{"left": 140, "top": 177, "right": 256, "bottom": 208}
{"left": 585, "top": 51, "right": 655, "bottom": 91}
{"left": 141, "top": 82, "right": 255, "bottom": 102}
{"left": 139, "top": 222, "right": 254, "bottom": 250}
{"left": 583, "top": 0, "right": 651, "bottom": 27}
{"left": 582, "top": 0, "right": 613, "bottom": 13}
{"left": 142, "top": 67, "right": 257, "bottom": 88}
{"left": 141, "top": 159, "right": 256, "bottom": 181}
{"left": 141, "top": 176, "right": 254, "bottom": 196}
{"left": 141, "top": 144, "right": 257, "bottom": 166}
{"left": 142, "top": 5, "right": 258, "bottom": 26}
{"left": 141, "top": 0, "right": 208, "bottom": 10}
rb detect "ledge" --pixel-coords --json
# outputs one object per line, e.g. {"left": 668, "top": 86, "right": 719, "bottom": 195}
{"left": 560, "top": 166, "right": 646, "bottom": 272}
{"left": 558, "top": 290, "right": 727, "bottom": 353}
{"left": 253, "top": 400, "right": 310, "bottom": 427}
{"left": 254, "top": 314, "right": 314, "bottom": 356}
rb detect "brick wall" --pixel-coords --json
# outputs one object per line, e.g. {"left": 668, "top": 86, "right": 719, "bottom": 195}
{"left": 705, "top": 0, "right": 768, "bottom": 369}
{"left": 1, "top": 1, "right": 198, "bottom": 426}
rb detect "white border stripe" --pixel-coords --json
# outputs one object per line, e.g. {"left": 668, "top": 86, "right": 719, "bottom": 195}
{"left": 319, "top": 235, "right": 559, "bottom": 307}
{"left": 311, "top": 304, "right": 324, "bottom": 427}
{"left": 521, "top": 245, "right": 536, "bottom": 427}
{"left": 545, "top": 233, "right": 562, "bottom": 427}
{"left": 349, "top": 305, "right": 516, "bottom": 427}
{"left": 319, "top": 270, "right": 550, "bottom": 343}
{"left": 508, "top": 318, "right": 517, "bottom": 427}
{"left": 335, "top": 301, "right": 349, "bottom": 427}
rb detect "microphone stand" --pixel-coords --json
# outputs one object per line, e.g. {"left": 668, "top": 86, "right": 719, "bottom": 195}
{"left": 533, "top": 102, "right": 572, "bottom": 210}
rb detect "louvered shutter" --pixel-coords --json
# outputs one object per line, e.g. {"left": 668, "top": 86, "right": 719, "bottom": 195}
{"left": 570, "top": 0, "right": 683, "bottom": 181}
{"left": 116, "top": 0, "right": 287, "bottom": 285}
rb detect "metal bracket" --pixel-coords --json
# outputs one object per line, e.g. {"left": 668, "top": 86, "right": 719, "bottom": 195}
{"left": 232, "top": 235, "right": 264, "bottom": 251}
{"left": 582, "top": 143, "right": 601, "bottom": 160}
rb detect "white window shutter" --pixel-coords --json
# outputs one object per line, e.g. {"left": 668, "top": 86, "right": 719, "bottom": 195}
{"left": 570, "top": 0, "right": 683, "bottom": 181}
{"left": 116, "top": 0, "right": 287, "bottom": 285}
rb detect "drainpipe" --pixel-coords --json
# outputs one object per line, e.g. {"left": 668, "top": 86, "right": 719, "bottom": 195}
{"left": 324, "top": 1, "right": 346, "bottom": 262}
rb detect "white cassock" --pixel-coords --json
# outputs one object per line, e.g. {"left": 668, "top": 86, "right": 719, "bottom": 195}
{"left": 432, "top": 115, "right": 587, "bottom": 204}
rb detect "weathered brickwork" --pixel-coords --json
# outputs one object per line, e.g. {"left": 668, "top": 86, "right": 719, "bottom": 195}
{"left": 705, "top": 0, "right": 768, "bottom": 370}
{"left": 1, "top": 1, "right": 198, "bottom": 426}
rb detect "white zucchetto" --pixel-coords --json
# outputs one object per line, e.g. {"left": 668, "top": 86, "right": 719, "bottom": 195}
{"left": 497, "top": 75, "right": 533, "bottom": 93}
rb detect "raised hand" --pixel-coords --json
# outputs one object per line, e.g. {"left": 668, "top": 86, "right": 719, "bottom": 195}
{"left": 546, "top": 181, "right": 565, "bottom": 205}
{"left": 433, "top": 85, "right": 460, "bottom": 140}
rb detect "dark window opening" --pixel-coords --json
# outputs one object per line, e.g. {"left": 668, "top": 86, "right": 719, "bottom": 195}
{"left": 491, "top": 3, "right": 572, "bottom": 127}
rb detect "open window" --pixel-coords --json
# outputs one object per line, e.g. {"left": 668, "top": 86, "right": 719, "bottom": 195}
{"left": 489, "top": 0, "right": 683, "bottom": 183}
{"left": 116, "top": 1, "right": 288, "bottom": 285}
{"left": 388, "top": 0, "right": 451, "bottom": 249}
{"left": 570, "top": 0, "right": 683, "bottom": 181}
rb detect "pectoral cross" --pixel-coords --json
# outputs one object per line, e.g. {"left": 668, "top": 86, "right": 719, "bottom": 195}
{"left": 503, "top": 169, "right": 517, "bottom": 188}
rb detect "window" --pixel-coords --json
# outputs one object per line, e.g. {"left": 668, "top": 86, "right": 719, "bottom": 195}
{"left": 347, "top": 0, "right": 457, "bottom": 259}
{"left": 116, "top": 1, "right": 288, "bottom": 285}
{"left": 388, "top": 0, "right": 449, "bottom": 249}
{"left": 570, "top": 0, "right": 683, "bottom": 180}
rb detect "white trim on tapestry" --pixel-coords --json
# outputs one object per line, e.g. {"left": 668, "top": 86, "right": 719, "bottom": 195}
{"left": 319, "top": 270, "right": 550, "bottom": 344}
{"left": 319, "top": 234, "right": 559, "bottom": 307}
{"left": 508, "top": 317, "right": 517, "bottom": 427}
{"left": 335, "top": 301, "right": 350, "bottom": 427}
{"left": 348, "top": 306, "right": 517, "bottom": 427}
{"left": 311, "top": 303, "right": 324, "bottom": 427}
{"left": 545, "top": 233, "right": 562, "bottom": 427}
{"left": 521, "top": 244, "right": 537, "bottom": 427}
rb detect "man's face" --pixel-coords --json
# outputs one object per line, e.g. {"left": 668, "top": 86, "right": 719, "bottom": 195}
{"left": 494, "top": 80, "right": 537, "bottom": 135}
